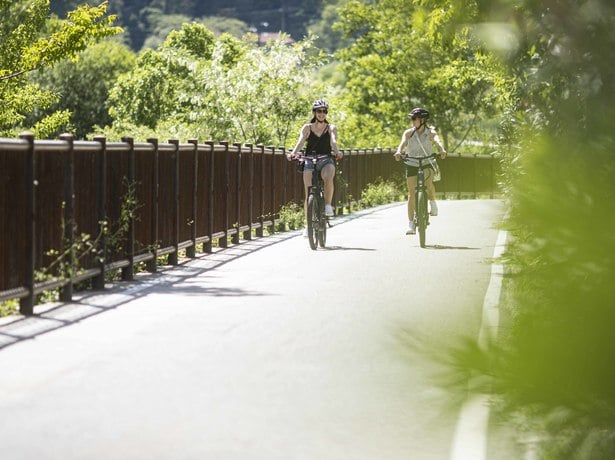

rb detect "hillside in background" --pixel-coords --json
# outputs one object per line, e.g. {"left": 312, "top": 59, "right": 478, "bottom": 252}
{"left": 50, "top": 0, "right": 324, "bottom": 51}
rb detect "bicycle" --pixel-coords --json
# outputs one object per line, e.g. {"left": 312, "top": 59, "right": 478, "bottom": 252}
{"left": 296, "top": 155, "right": 332, "bottom": 250}
{"left": 401, "top": 153, "right": 438, "bottom": 248}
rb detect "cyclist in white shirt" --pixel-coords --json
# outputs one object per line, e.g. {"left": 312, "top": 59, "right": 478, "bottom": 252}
{"left": 394, "top": 107, "right": 447, "bottom": 235}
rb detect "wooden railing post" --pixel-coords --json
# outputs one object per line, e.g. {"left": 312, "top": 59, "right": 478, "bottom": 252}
{"left": 59, "top": 133, "right": 75, "bottom": 302}
{"left": 205, "top": 141, "right": 215, "bottom": 253}
{"left": 256, "top": 144, "right": 265, "bottom": 237}
{"left": 268, "top": 146, "right": 276, "bottom": 234}
{"left": 92, "top": 136, "right": 107, "bottom": 289}
{"left": 19, "top": 132, "right": 36, "bottom": 315}
{"left": 220, "top": 141, "right": 229, "bottom": 248}
{"left": 490, "top": 153, "right": 496, "bottom": 199}
{"left": 232, "top": 142, "right": 242, "bottom": 245}
{"left": 281, "top": 146, "right": 288, "bottom": 218}
{"left": 340, "top": 148, "right": 348, "bottom": 215}
{"left": 147, "top": 138, "right": 160, "bottom": 272}
{"left": 168, "top": 139, "right": 180, "bottom": 265}
{"left": 121, "top": 137, "right": 135, "bottom": 280}
{"left": 187, "top": 139, "right": 199, "bottom": 257}
{"left": 473, "top": 153, "right": 478, "bottom": 199}
{"left": 244, "top": 143, "right": 254, "bottom": 241}
{"left": 346, "top": 149, "right": 353, "bottom": 213}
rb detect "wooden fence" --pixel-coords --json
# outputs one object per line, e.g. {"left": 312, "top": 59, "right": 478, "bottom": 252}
{"left": 0, "top": 133, "right": 500, "bottom": 314}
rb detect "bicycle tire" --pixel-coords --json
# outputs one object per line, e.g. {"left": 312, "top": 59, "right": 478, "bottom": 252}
{"left": 318, "top": 198, "right": 327, "bottom": 248}
{"left": 417, "top": 190, "right": 428, "bottom": 248}
{"left": 307, "top": 194, "right": 318, "bottom": 250}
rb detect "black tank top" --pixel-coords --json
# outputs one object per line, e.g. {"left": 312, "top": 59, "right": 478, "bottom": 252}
{"left": 305, "top": 125, "right": 331, "bottom": 156}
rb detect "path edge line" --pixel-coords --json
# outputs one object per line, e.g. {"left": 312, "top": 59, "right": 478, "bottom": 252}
{"left": 449, "top": 229, "right": 508, "bottom": 460}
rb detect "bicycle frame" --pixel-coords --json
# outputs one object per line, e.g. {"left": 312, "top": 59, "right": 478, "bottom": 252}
{"left": 299, "top": 155, "right": 331, "bottom": 250}
{"left": 403, "top": 153, "right": 437, "bottom": 248}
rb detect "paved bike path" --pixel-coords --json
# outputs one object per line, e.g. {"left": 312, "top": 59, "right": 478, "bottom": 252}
{"left": 0, "top": 200, "right": 509, "bottom": 460}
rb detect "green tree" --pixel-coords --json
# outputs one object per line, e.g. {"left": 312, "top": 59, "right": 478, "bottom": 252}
{"left": 202, "top": 35, "right": 325, "bottom": 146}
{"left": 105, "top": 22, "right": 324, "bottom": 146}
{"left": 307, "top": 0, "right": 352, "bottom": 54}
{"left": 28, "top": 41, "right": 136, "bottom": 138}
{"left": 106, "top": 22, "right": 229, "bottom": 134}
{"left": 333, "top": 0, "right": 509, "bottom": 150}
{"left": 136, "top": 8, "right": 250, "bottom": 51}
{"left": 431, "top": 0, "right": 615, "bottom": 457}
{"left": 0, "top": 0, "right": 122, "bottom": 137}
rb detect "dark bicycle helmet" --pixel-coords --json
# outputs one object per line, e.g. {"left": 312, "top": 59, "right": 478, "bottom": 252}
{"left": 409, "top": 107, "right": 430, "bottom": 119}
{"left": 312, "top": 99, "right": 329, "bottom": 111}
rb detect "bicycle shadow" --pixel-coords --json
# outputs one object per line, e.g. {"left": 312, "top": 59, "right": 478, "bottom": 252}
{"left": 424, "top": 244, "right": 480, "bottom": 250}
{"left": 321, "top": 246, "right": 376, "bottom": 251}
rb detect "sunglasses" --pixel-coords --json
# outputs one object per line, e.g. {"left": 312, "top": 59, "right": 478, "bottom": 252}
{"left": 315, "top": 109, "right": 328, "bottom": 114}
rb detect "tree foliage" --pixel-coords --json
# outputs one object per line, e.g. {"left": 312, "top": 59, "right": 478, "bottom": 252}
{"left": 28, "top": 41, "right": 136, "bottom": 138}
{"left": 104, "top": 23, "right": 326, "bottom": 146}
{"left": 332, "top": 0, "right": 510, "bottom": 150}
{"left": 0, "top": 0, "right": 122, "bottom": 137}
{"left": 434, "top": 0, "right": 615, "bottom": 457}
{"left": 50, "top": 0, "right": 324, "bottom": 52}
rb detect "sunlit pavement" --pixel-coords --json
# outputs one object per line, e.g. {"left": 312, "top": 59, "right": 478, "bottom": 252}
{"left": 0, "top": 200, "right": 520, "bottom": 460}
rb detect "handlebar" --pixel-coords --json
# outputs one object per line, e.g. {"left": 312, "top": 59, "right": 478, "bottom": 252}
{"left": 399, "top": 152, "right": 439, "bottom": 167}
{"left": 399, "top": 153, "right": 438, "bottom": 161}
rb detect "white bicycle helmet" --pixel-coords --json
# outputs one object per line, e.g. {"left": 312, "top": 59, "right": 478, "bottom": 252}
{"left": 312, "top": 99, "right": 329, "bottom": 111}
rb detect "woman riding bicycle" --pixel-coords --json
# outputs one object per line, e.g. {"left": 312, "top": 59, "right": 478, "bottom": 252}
{"left": 394, "top": 107, "right": 447, "bottom": 235}
{"left": 286, "top": 99, "right": 342, "bottom": 236}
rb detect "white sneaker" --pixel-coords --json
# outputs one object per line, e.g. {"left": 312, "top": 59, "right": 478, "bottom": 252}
{"left": 325, "top": 204, "right": 334, "bottom": 217}
{"left": 430, "top": 200, "right": 438, "bottom": 216}
{"left": 301, "top": 228, "right": 308, "bottom": 238}
{"left": 406, "top": 221, "right": 416, "bottom": 235}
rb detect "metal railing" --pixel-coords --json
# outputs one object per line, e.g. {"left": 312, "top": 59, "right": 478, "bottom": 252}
{"left": 0, "top": 134, "right": 500, "bottom": 314}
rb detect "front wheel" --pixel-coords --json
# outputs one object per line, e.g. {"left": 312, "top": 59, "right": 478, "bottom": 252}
{"left": 416, "top": 190, "right": 428, "bottom": 248}
{"left": 318, "top": 198, "right": 327, "bottom": 248}
{"left": 307, "top": 194, "right": 318, "bottom": 250}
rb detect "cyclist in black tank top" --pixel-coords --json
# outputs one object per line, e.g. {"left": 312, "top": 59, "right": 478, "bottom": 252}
{"left": 305, "top": 127, "right": 332, "bottom": 157}
{"left": 286, "top": 99, "right": 343, "bottom": 234}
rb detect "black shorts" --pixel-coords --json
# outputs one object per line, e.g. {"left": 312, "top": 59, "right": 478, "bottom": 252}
{"left": 405, "top": 164, "right": 433, "bottom": 178}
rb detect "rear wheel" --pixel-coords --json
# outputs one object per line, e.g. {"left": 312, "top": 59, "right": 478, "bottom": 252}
{"left": 417, "top": 190, "right": 428, "bottom": 248}
{"left": 307, "top": 194, "right": 318, "bottom": 250}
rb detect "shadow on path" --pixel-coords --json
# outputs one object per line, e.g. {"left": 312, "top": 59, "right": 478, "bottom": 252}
{"left": 0, "top": 203, "right": 405, "bottom": 350}
{"left": 426, "top": 244, "right": 480, "bottom": 250}
{"left": 0, "top": 231, "right": 297, "bottom": 350}
{"left": 321, "top": 246, "right": 376, "bottom": 251}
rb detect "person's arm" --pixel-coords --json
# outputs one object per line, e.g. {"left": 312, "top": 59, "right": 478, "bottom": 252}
{"left": 329, "top": 124, "right": 343, "bottom": 160}
{"left": 394, "top": 129, "right": 411, "bottom": 161}
{"left": 286, "top": 124, "right": 310, "bottom": 160}
{"left": 430, "top": 129, "right": 447, "bottom": 159}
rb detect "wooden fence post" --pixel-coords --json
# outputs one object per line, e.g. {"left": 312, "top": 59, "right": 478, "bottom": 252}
{"left": 147, "top": 138, "right": 159, "bottom": 272}
{"left": 168, "top": 139, "right": 180, "bottom": 265}
{"left": 121, "top": 136, "right": 135, "bottom": 280}
{"left": 187, "top": 139, "right": 199, "bottom": 257}
{"left": 257, "top": 144, "right": 265, "bottom": 237}
{"left": 19, "top": 132, "right": 36, "bottom": 315}
{"left": 268, "top": 146, "right": 276, "bottom": 234}
{"left": 232, "top": 142, "right": 242, "bottom": 245}
{"left": 59, "top": 133, "right": 75, "bottom": 302}
{"left": 244, "top": 143, "right": 254, "bottom": 241}
{"left": 92, "top": 136, "right": 107, "bottom": 289}
{"left": 205, "top": 141, "right": 215, "bottom": 253}
{"left": 219, "top": 141, "right": 229, "bottom": 248}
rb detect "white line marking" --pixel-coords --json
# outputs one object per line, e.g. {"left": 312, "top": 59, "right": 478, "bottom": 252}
{"left": 450, "top": 229, "right": 508, "bottom": 460}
